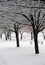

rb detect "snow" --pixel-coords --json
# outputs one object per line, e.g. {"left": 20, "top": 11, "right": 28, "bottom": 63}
{"left": 0, "top": 32, "right": 45, "bottom": 65}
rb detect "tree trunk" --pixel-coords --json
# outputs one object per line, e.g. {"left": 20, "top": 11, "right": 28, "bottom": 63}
{"left": 14, "top": 24, "right": 19, "bottom": 47}
{"left": 31, "top": 32, "right": 33, "bottom": 40}
{"left": 10, "top": 33, "right": 11, "bottom": 40}
{"left": 42, "top": 31, "right": 45, "bottom": 39}
{"left": 7, "top": 33, "right": 9, "bottom": 39}
{"left": 9, "top": 32, "right": 11, "bottom": 40}
{"left": 34, "top": 33, "right": 39, "bottom": 54}
{"left": 5, "top": 32, "right": 8, "bottom": 41}
{"left": 20, "top": 33, "right": 22, "bottom": 40}
{"left": 6, "top": 35, "right": 8, "bottom": 41}
{"left": 15, "top": 30, "right": 19, "bottom": 47}
{"left": 44, "top": 36, "right": 45, "bottom": 39}
{"left": 0, "top": 35, "right": 2, "bottom": 39}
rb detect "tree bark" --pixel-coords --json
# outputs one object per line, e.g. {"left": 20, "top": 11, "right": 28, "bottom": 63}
{"left": 20, "top": 33, "right": 22, "bottom": 40}
{"left": 7, "top": 33, "right": 9, "bottom": 39}
{"left": 0, "top": 35, "right": 2, "bottom": 39}
{"left": 14, "top": 24, "right": 19, "bottom": 47}
{"left": 31, "top": 32, "right": 33, "bottom": 40}
{"left": 6, "top": 35, "right": 8, "bottom": 41}
{"left": 9, "top": 32, "right": 11, "bottom": 40}
{"left": 5, "top": 32, "right": 8, "bottom": 41}
{"left": 15, "top": 30, "right": 19, "bottom": 47}
{"left": 10, "top": 33, "right": 11, "bottom": 40}
{"left": 34, "top": 32, "right": 39, "bottom": 54}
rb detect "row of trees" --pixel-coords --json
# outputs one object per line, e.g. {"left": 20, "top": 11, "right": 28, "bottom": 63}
{"left": 0, "top": 0, "right": 45, "bottom": 54}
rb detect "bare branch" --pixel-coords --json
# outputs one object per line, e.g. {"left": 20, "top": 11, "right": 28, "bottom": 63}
{"left": 18, "top": 25, "right": 26, "bottom": 30}
{"left": 15, "top": 12, "right": 33, "bottom": 24}
{"left": 8, "top": 18, "right": 32, "bottom": 26}
{"left": 38, "top": 27, "right": 45, "bottom": 32}
{"left": 3, "top": 26, "right": 15, "bottom": 32}
{"left": 37, "top": 14, "right": 45, "bottom": 28}
{"left": 37, "top": 10, "right": 41, "bottom": 24}
{"left": 15, "top": 4, "right": 45, "bottom": 9}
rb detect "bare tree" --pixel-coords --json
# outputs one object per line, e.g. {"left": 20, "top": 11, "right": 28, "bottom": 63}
{"left": 0, "top": 0, "right": 45, "bottom": 54}
{"left": 15, "top": 9, "right": 45, "bottom": 54}
{"left": 14, "top": 24, "right": 20, "bottom": 47}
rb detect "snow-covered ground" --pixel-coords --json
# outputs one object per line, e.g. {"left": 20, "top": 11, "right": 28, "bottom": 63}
{"left": 0, "top": 32, "right": 45, "bottom": 65}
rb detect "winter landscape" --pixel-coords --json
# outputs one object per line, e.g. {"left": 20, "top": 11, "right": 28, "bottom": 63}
{"left": 0, "top": 32, "right": 45, "bottom": 65}
{"left": 0, "top": 0, "right": 45, "bottom": 65}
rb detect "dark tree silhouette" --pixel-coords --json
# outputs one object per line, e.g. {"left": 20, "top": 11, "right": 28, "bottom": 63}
{"left": 14, "top": 24, "right": 19, "bottom": 47}
{"left": 0, "top": 0, "right": 45, "bottom": 54}
{"left": 0, "top": 35, "right": 2, "bottom": 39}
{"left": 31, "top": 32, "right": 33, "bottom": 40}
{"left": 15, "top": 9, "right": 45, "bottom": 54}
{"left": 8, "top": 18, "right": 29, "bottom": 47}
